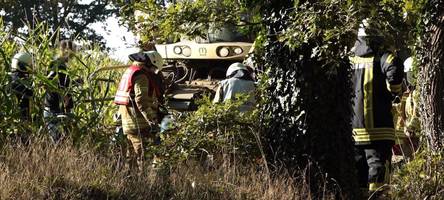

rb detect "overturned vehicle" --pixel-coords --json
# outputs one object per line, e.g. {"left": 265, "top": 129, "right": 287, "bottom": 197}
{"left": 156, "top": 26, "right": 254, "bottom": 111}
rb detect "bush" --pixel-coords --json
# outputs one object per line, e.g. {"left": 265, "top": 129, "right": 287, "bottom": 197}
{"left": 155, "top": 95, "right": 262, "bottom": 166}
{"left": 392, "top": 150, "right": 444, "bottom": 199}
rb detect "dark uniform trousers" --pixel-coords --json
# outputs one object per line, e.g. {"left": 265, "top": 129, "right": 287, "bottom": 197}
{"left": 354, "top": 140, "right": 393, "bottom": 191}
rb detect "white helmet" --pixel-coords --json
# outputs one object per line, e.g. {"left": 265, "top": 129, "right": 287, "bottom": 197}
{"left": 11, "top": 52, "right": 32, "bottom": 72}
{"left": 358, "top": 19, "right": 369, "bottom": 37}
{"left": 226, "top": 62, "right": 247, "bottom": 77}
{"left": 145, "top": 51, "right": 164, "bottom": 70}
{"left": 403, "top": 57, "right": 413, "bottom": 73}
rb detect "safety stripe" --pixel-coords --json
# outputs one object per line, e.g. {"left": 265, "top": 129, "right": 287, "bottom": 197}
{"left": 353, "top": 128, "right": 395, "bottom": 142}
{"left": 395, "top": 130, "right": 407, "bottom": 138}
{"left": 350, "top": 56, "right": 373, "bottom": 64}
{"left": 115, "top": 90, "right": 130, "bottom": 97}
{"left": 114, "top": 91, "right": 130, "bottom": 105}
{"left": 387, "top": 82, "right": 402, "bottom": 94}
{"left": 363, "top": 60, "right": 374, "bottom": 128}
{"left": 395, "top": 130, "right": 407, "bottom": 144}
{"left": 354, "top": 128, "right": 395, "bottom": 133}
{"left": 369, "top": 182, "right": 385, "bottom": 192}
{"left": 354, "top": 135, "right": 395, "bottom": 142}
{"left": 386, "top": 54, "right": 394, "bottom": 64}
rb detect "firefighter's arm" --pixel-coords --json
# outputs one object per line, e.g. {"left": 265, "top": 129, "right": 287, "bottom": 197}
{"left": 133, "top": 74, "right": 157, "bottom": 124}
{"left": 60, "top": 71, "right": 73, "bottom": 112}
{"left": 46, "top": 61, "right": 58, "bottom": 79}
{"left": 381, "top": 53, "right": 404, "bottom": 95}
{"left": 213, "top": 83, "right": 224, "bottom": 103}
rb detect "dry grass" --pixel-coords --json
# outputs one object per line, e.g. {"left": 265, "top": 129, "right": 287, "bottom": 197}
{"left": 0, "top": 137, "right": 334, "bottom": 200}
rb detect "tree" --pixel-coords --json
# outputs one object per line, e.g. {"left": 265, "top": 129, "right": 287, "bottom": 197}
{"left": 417, "top": 0, "right": 444, "bottom": 151}
{"left": 117, "top": 0, "right": 262, "bottom": 43}
{"left": 0, "top": 0, "right": 118, "bottom": 46}
{"left": 260, "top": 0, "right": 359, "bottom": 198}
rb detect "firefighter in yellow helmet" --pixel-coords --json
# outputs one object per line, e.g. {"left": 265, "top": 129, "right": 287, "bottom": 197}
{"left": 114, "top": 51, "right": 164, "bottom": 169}
{"left": 350, "top": 23, "right": 404, "bottom": 197}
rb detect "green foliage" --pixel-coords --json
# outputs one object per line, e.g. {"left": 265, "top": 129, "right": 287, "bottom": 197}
{"left": 260, "top": 0, "right": 359, "bottom": 197}
{"left": 118, "top": 0, "right": 263, "bottom": 43}
{"left": 352, "top": 0, "right": 419, "bottom": 51}
{"left": 278, "top": 1, "right": 358, "bottom": 63}
{"left": 155, "top": 95, "right": 261, "bottom": 165}
{"left": 0, "top": 0, "right": 118, "bottom": 46}
{"left": 392, "top": 150, "right": 444, "bottom": 199}
{"left": 0, "top": 19, "right": 123, "bottom": 146}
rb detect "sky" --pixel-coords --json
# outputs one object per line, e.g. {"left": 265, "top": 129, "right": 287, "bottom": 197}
{"left": 90, "top": 16, "right": 139, "bottom": 63}
{"left": 81, "top": 0, "right": 138, "bottom": 63}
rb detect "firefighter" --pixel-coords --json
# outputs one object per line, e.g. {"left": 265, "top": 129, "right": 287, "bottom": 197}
{"left": 213, "top": 62, "right": 256, "bottom": 112}
{"left": 43, "top": 40, "right": 75, "bottom": 142}
{"left": 350, "top": 24, "right": 404, "bottom": 197}
{"left": 10, "top": 52, "right": 33, "bottom": 123}
{"left": 400, "top": 57, "right": 420, "bottom": 156}
{"left": 114, "top": 51, "right": 163, "bottom": 169}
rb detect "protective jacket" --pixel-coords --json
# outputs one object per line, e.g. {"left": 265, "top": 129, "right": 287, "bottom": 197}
{"left": 213, "top": 71, "right": 256, "bottom": 112}
{"left": 115, "top": 65, "right": 160, "bottom": 135}
{"left": 10, "top": 67, "right": 33, "bottom": 121}
{"left": 350, "top": 37, "right": 404, "bottom": 145}
{"left": 44, "top": 57, "right": 73, "bottom": 113}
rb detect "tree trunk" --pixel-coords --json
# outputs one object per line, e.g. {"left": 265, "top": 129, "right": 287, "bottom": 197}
{"left": 418, "top": 1, "right": 444, "bottom": 151}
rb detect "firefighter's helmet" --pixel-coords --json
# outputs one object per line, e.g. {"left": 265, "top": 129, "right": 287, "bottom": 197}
{"left": 145, "top": 51, "right": 164, "bottom": 70}
{"left": 129, "top": 51, "right": 164, "bottom": 70}
{"left": 11, "top": 52, "right": 32, "bottom": 72}
{"left": 59, "top": 40, "right": 76, "bottom": 58}
{"left": 226, "top": 62, "right": 247, "bottom": 77}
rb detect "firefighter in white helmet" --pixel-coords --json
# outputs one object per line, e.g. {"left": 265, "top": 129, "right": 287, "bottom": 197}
{"left": 350, "top": 21, "right": 404, "bottom": 197}
{"left": 213, "top": 62, "right": 256, "bottom": 112}
{"left": 114, "top": 51, "right": 164, "bottom": 169}
{"left": 10, "top": 52, "right": 33, "bottom": 124}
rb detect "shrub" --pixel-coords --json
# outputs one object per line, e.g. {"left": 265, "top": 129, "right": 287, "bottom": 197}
{"left": 392, "top": 149, "right": 444, "bottom": 199}
{"left": 155, "top": 95, "right": 262, "bottom": 166}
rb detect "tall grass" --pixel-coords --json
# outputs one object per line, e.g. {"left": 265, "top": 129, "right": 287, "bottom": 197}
{"left": 0, "top": 138, "right": 329, "bottom": 200}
